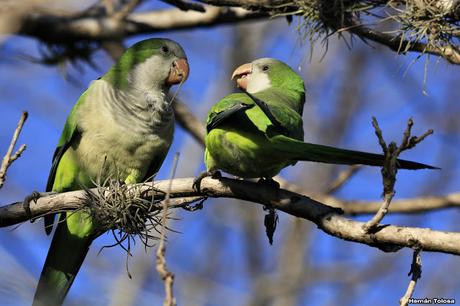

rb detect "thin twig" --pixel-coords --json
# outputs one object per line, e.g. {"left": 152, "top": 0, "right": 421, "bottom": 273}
{"left": 400, "top": 248, "right": 422, "bottom": 306}
{"left": 363, "top": 117, "right": 433, "bottom": 232}
{"left": 0, "top": 111, "right": 28, "bottom": 189}
{"left": 156, "top": 153, "right": 179, "bottom": 306}
{"left": 363, "top": 190, "right": 395, "bottom": 232}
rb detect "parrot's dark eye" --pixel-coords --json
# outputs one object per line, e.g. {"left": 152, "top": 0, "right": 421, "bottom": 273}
{"left": 161, "top": 46, "right": 170, "bottom": 54}
{"left": 262, "top": 65, "right": 270, "bottom": 71}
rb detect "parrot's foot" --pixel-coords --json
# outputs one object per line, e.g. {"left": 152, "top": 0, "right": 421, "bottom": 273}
{"left": 257, "top": 177, "right": 280, "bottom": 189}
{"left": 22, "top": 191, "right": 41, "bottom": 221}
{"left": 263, "top": 206, "right": 279, "bottom": 245}
{"left": 193, "top": 170, "right": 222, "bottom": 193}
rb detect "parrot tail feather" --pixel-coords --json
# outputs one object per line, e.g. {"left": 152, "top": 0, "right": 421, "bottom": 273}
{"left": 33, "top": 213, "right": 93, "bottom": 306}
{"left": 272, "top": 135, "right": 438, "bottom": 170}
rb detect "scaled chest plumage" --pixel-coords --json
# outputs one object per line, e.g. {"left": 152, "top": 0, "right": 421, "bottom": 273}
{"left": 72, "top": 80, "right": 174, "bottom": 183}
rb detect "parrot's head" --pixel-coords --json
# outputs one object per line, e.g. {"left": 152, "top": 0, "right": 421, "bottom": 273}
{"left": 104, "top": 38, "right": 189, "bottom": 92}
{"left": 231, "top": 58, "right": 304, "bottom": 95}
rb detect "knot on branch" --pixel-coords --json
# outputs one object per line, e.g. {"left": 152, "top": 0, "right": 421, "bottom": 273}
{"left": 372, "top": 117, "right": 433, "bottom": 195}
{"left": 363, "top": 117, "right": 433, "bottom": 233}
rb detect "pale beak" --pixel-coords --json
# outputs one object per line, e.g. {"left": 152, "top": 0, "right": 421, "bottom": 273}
{"left": 231, "top": 63, "right": 252, "bottom": 90}
{"left": 166, "top": 58, "right": 189, "bottom": 85}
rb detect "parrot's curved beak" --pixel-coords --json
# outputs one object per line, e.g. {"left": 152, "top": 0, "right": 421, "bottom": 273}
{"left": 166, "top": 58, "right": 189, "bottom": 85}
{"left": 231, "top": 63, "right": 252, "bottom": 90}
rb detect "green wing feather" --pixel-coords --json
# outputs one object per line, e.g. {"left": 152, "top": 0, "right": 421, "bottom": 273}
{"left": 33, "top": 90, "right": 94, "bottom": 306}
{"left": 44, "top": 90, "right": 88, "bottom": 235}
{"left": 206, "top": 91, "right": 304, "bottom": 141}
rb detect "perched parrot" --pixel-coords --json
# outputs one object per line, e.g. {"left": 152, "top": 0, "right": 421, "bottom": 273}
{"left": 202, "top": 58, "right": 435, "bottom": 182}
{"left": 32, "top": 38, "right": 189, "bottom": 306}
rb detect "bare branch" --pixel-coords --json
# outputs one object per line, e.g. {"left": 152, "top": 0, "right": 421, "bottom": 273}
{"left": 17, "top": 6, "right": 267, "bottom": 42}
{"left": 363, "top": 190, "right": 395, "bottom": 232}
{"left": 317, "top": 192, "right": 460, "bottom": 215}
{"left": 0, "top": 111, "right": 28, "bottom": 189}
{"left": 2, "top": 177, "right": 460, "bottom": 256}
{"left": 363, "top": 118, "right": 433, "bottom": 232}
{"left": 400, "top": 249, "right": 422, "bottom": 306}
{"left": 156, "top": 154, "right": 179, "bottom": 306}
{"left": 348, "top": 23, "right": 460, "bottom": 65}
{"left": 277, "top": 177, "right": 460, "bottom": 215}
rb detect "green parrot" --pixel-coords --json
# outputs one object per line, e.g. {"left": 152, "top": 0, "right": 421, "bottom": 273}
{"left": 32, "top": 38, "right": 189, "bottom": 306}
{"left": 202, "top": 58, "right": 435, "bottom": 183}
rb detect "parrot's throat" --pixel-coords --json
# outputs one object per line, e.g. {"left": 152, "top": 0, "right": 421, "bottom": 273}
{"left": 105, "top": 81, "right": 174, "bottom": 135}
{"left": 144, "top": 91, "right": 174, "bottom": 128}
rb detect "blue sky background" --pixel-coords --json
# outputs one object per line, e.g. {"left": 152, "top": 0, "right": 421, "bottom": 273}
{"left": 1, "top": 2, "right": 460, "bottom": 306}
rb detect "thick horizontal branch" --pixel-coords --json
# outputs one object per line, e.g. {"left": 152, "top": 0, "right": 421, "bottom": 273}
{"left": 2, "top": 177, "right": 460, "bottom": 256}
{"left": 18, "top": 6, "right": 267, "bottom": 42}
{"left": 348, "top": 24, "right": 460, "bottom": 65}
{"left": 276, "top": 177, "right": 460, "bottom": 215}
{"left": 317, "top": 193, "right": 460, "bottom": 215}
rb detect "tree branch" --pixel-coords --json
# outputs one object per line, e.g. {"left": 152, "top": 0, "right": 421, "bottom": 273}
{"left": 156, "top": 154, "right": 179, "bottom": 306}
{"left": 7, "top": 1, "right": 460, "bottom": 65}
{"left": 277, "top": 175, "right": 460, "bottom": 215}
{"left": 347, "top": 23, "right": 460, "bottom": 65}
{"left": 400, "top": 248, "right": 422, "bottom": 306}
{"left": 17, "top": 6, "right": 267, "bottom": 43}
{"left": 313, "top": 192, "right": 460, "bottom": 215}
{"left": 2, "top": 177, "right": 460, "bottom": 256}
{"left": 0, "top": 111, "right": 28, "bottom": 189}
{"left": 363, "top": 117, "right": 433, "bottom": 232}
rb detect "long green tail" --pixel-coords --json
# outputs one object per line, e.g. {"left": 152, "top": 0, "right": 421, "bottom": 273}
{"left": 273, "top": 135, "right": 437, "bottom": 170}
{"left": 33, "top": 212, "right": 94, "bottom": 306}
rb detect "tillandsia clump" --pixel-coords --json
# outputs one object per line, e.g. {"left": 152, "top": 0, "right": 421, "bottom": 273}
{"left": 84, "top": 176, "right": 166, "bottom": 251}
{"left": 393, "top": 0, "right": 460, "bottom": 51}
{"left": 280, "top": 0, "right": 460, "bottom": 57}
{"left": 292, "top": 0, "right": 361, "bottom": 41}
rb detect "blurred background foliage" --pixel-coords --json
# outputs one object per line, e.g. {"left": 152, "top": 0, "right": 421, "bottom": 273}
{"left": 0, "top": 1, "right": 460, "bottom": 305}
